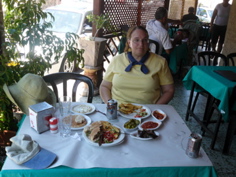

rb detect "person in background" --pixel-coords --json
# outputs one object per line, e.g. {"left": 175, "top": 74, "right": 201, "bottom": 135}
{"left": 146, "top": 7, "right": 181, "bottom": 58}
{"left": 210, "top": 0, "right": 231, "bottom": 53}
{"left": 181, "top": 7, "right": 199, "bottom": 25}
{"left": 99, "top": 26, "right": 174, "bottom": 105}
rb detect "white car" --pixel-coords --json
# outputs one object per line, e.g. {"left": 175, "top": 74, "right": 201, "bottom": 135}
{"left": 196, "top": 7, "right": 213, "bottom": 23}
{"left": 44, "top": 2, "right": 93, "bottom": 72}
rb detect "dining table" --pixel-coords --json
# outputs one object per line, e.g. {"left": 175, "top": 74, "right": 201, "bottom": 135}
{"left": 0, "top": 103, "right": 218, "bottom": 177}
{"left": 183, "top": 65, "right": 236, "bottom": 154}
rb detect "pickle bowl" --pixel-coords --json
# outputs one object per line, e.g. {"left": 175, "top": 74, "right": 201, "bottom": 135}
{"left": 123, "top": 119, "right": 141, "bottom": 132}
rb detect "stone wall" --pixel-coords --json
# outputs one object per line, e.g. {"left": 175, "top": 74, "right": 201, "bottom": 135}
{"left": 222, "top": 0, "right": 236, "bottom": 55}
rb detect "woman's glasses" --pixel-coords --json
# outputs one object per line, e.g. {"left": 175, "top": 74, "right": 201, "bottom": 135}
{"left": 132, "top": 38, "right": 149, "bottom": 44}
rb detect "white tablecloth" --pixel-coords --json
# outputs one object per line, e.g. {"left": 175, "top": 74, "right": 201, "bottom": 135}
{"left": 2, "top": 104, "right": 213, "bottom": 170}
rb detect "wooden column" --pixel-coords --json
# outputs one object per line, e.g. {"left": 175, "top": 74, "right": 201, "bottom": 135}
{"left": 93, "top": 0, "right": 104, "bottom": 37}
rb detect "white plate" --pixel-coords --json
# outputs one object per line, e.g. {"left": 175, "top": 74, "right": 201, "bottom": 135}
{"left": 152, "top": 109, "right": 167, "bottom": 122}
{"left": 138, "top": 120, "right": 162, "bottom": 131}
{"left": 72, "top": 103, "right": 95, "bottom": 115}
{"left": 82, "top": 125, "right": 125, "bottom": 147}
{"left": 70, "top": 114, "right": 91, "bottom": 130}
{"left": 118, "top": 104, "right": 151, "bottom": 119}
{"left": 130, "top": 131, "right": 160, "bottom": 140}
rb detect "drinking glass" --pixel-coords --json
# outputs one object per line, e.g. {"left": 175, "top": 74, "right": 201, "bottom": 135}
{"left": 59, "top": 96, "right": 72, "bottom": 137}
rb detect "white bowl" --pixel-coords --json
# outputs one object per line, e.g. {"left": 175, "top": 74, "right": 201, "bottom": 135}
{"left": 138, "top": 120, "right": 162, "bottom": 131}
{"left": 152, "top": 109, "right": 167, "bottom": 121}
{"left": 123, "top": 119, "right": 141, "bottom": 132}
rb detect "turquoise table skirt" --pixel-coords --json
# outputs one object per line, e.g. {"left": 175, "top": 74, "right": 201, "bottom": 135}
{"left": 183, "top": 66, "right": 236, "bottom": 122}
{"left": 0, "top": 166, "right": 217, "bottom": 177}
{"left": 169, "top": 42, "right": 188, "bottom": 74}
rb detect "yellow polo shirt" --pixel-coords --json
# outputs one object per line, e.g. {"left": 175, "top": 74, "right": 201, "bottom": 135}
{"left": 103, "top": 52, "right": 174, "bottom": 104}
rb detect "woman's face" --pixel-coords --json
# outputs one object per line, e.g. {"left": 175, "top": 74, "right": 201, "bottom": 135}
{"left": 128, "top": 29, "right": 149, "bottom": 59}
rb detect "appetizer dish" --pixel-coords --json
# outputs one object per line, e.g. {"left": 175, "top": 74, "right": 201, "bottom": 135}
{"left": 83, "top": 121, "right": 122, "bottom": 146}
{"left": 130, "top": 130, "right": 159, "bottom": 140}
{"left": 152, "top": 109, "right": 167, "bottom": 121}
{"left": 123, "top": 119, "right": 140, "bottom": 131}
{"left": 118, "top": 103, "right": 151, "bottom": 119}
{"left": 63, "top": 113, "right": 91, "bottom": 130}
{"left": 138, "top": 120, "right": 162, "bottom": 131}
{"left": 72, "top": 103, "right": 95, "bottom": 114}
{"left": 119, "top": 103, "right": 143, "bottom": 114}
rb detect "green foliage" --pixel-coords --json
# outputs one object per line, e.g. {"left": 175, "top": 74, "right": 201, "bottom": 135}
{"left": 87, "top": 13, "right": 116, "bottom": 39}
{"left": 0, "top": 0, "right": 84, "bottom": 131}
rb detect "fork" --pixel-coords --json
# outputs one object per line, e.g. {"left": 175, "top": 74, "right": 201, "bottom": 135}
{"left": 96, "top": 109, "right": 106, "bottom": 116}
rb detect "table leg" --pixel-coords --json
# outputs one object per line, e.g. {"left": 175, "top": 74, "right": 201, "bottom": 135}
{"left": 223, "top": 113, "right": 236, "bottom": 155}
{"left": 185, "top": 82, "right": 196, "bottom": 121}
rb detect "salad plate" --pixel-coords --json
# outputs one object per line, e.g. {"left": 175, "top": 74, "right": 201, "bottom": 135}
{"left": 82, "top": 125, "right": 125, "bottom": 147}
{"left": 118, "top": 104, "right": 151, "bottom": 119}
{"left": 72, "top": 103, "right": 95, "bottom": 115}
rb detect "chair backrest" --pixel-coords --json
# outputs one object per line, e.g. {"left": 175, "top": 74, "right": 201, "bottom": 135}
{"left": 149, "top": 39, "right": 160, "bottom": 54}
{"left": 227, "top": 53, "right": 236, "bottom": 66}
{"left": 183, "top": 21, "right": 202, "bottom": 48}
{"left": 197, "top": 51, "right": 227, "bottom": 66}
{"left": 43, "top": 72, "right": 94, "bottom": 103}
{"left": 199, "top": 23, "right": 211, "bottom": 50}
{"left": 169, "top": 24, "right": 179, "bottom": 38}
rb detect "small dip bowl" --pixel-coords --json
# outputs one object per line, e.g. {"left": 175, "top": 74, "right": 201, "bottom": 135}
{"left": 123, "top": 119, "right": 141, "bottom": 132}
{"left": 138, "top": 120, "right": 162, "bottom": 131}
{"left": 152, "top": 109, "right": 167, "bottom": 121}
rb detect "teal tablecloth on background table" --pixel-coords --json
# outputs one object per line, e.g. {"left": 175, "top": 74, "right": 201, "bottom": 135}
{"left": 183, "top": 66, "right": 236, "bottom": 122}
{"left": 169, "top": 42, "right": 188, "bottom": 74}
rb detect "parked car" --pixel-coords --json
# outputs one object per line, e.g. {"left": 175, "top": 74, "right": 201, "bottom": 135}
{"left": 44, "top": 2, "right": 93, "bottom": 73}
{"left": 196, "top": 7, "right": 213, "bottom": 23}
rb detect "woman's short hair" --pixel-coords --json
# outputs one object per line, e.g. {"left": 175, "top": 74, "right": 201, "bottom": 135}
{"left": 155, "top": 7, "right": 168, "bottom": 20}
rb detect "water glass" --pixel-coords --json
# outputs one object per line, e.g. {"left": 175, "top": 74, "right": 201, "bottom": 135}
{"left": 60, "top": 115, "right": 72, "bottom": 137}
{"left": 59, "top": 96, "right": 71, "bottom": 116}
{"left": 59, "top": 96, "right": 72, "bottom": 137}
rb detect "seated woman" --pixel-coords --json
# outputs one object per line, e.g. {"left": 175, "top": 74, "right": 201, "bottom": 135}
{"left": 99, "top": 26, "right": 175, "bottom": 105}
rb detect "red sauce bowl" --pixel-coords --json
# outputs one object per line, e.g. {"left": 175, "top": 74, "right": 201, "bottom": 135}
{"left": 139, "top": 120, "right": 162, "bottom": 130}
{"left": 152, "top": 109, "right": 167, "bottom": 121}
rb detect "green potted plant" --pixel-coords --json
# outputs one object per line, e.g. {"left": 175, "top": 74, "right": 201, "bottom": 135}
{"left": 78, "top": 13, "right": 114, "bottom": 68}
{"left": 0, "top": 0, "right": 84, "bottom": 148}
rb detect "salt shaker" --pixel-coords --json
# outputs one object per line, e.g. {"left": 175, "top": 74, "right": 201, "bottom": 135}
{"left": 49, "top": 117, "right": 58, "bottom": 134}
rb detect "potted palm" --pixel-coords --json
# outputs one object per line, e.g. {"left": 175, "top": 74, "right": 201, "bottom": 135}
{"left": 78, "top": 14, "right": 115, "bottom": 95}
{"left": 78, "top": 14, "right": 114, "bottom": 68}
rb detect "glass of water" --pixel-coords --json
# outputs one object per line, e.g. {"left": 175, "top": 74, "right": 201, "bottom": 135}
{"left": 59, "top": 96, "right": 72, "bottom": 137}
